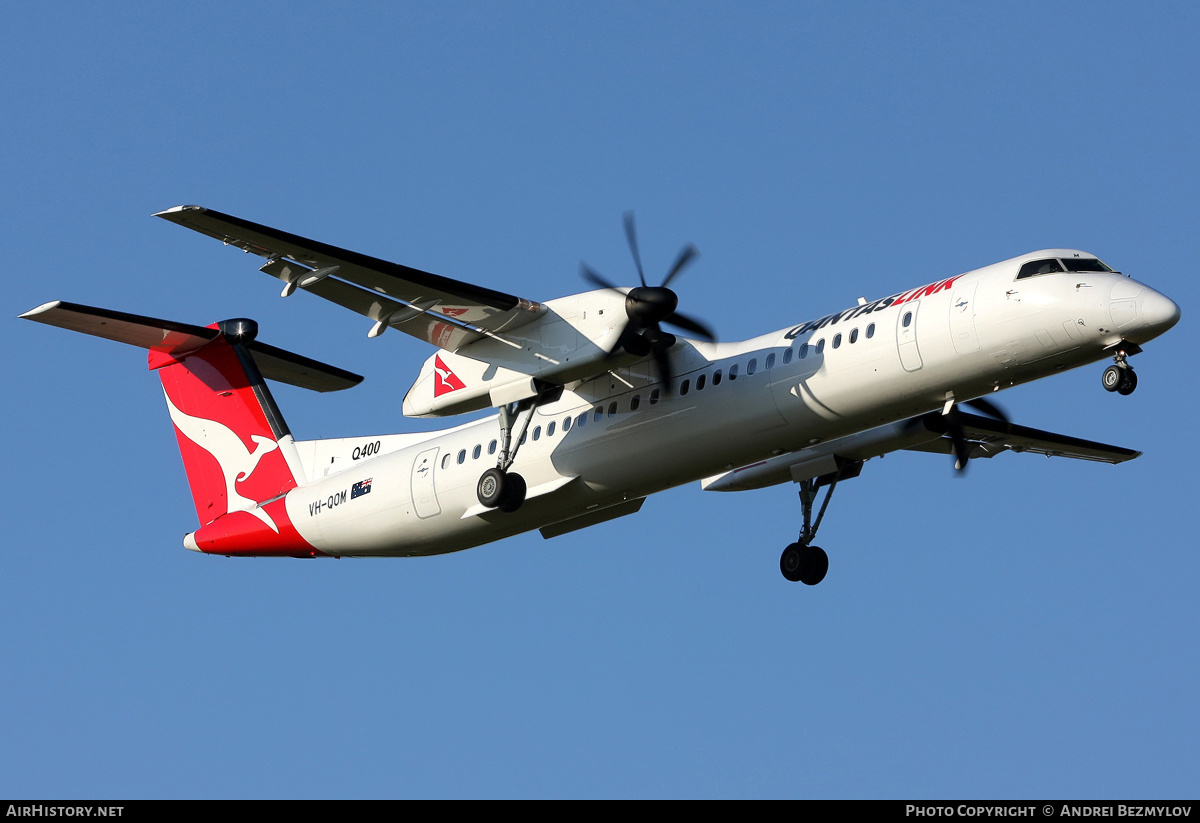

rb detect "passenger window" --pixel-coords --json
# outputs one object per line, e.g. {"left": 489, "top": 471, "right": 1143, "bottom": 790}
{"left": 457, "top": 449, "right": 466, "bottom": 464}
{"left": 680, "top": 378, "right": 690, "bottom": 395}
{"left": 608, "top": 401, "right": 617, "bottom": 417}
{"left": 713, "top": 369, "right": 722, "bottom": 386}
{"left": 833, "top": 333, "right": 842, "bottom": 349}
{"left": 783, "top": 348, "right": 793, "bottom": 364}
{"left": 563, "top": 416, "right": 572, "bottom": 432}
{"left": 488, "top": 440, "right": 497, "bottom": 455}
{"left": 800, "top": 343, "right": 809, "bottom": 359}
{"left": 631, "top": 395, "right": 641, "bottom": 411}
{"left": 850, "top": 328, "right": 858, "bottom": 344}
{"left": 548, "top": 421, "right": 556, "bottom": 437}
{"left": 867, "top": 323, "right": 875, "bottom": 339}
{"left": 472, "top": 445, "right": 481, "bottom": 459}
{"left": 533, "top": 426, "right": 541, "bottom": 441}
{"left": 594, "top": 407, "right": 603, "bottom": 422}
{"left": 577, "top": 413, "right": 587, "bottom": 428}
{"left": 520, "top": 432, "right": 527, "bottom": 445}
{"left": 902, "top": 312, "right": 912, "bottom": 328}
{"left": 816, "top": 339, "right": 826, "bottom": 354}
{"left": 728, "top": 364, "right": 738, "bottom": 380}
{"left": 649, "top": 388, "right": 660, "bottom": 405}
{"left": 442, "top": 454, "right": 450, "bottom": 469}
{"left": 761, "top": 355, "right": 770, "bottom": 371}
{"left": 697, "top": 373, "right": 707, "bottom": 390}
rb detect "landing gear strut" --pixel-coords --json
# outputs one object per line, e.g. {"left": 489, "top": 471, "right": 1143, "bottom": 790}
{"left": 1102, "top": 346, "right": 1139, "bottom": 396}
{"left": 476, "top": 386, "right": 555, "bottom": 512}
{"left": 779, "top": 460, "right": 861, "bottom": 585}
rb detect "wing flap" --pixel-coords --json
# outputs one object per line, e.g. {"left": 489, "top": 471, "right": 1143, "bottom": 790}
{"left": 157, "top": 205, "right": 546, "bottom": 350}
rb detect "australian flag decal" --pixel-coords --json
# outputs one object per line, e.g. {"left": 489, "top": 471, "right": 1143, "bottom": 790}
{"left": 351, "top": 478, "right": 373, "bottom": 499}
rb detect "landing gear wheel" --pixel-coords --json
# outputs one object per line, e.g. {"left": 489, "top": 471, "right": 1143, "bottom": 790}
{"left": 1117, "top": 368, "right": 1138, "bottom": 396}
{"left": 1102, "top": 365, "right": 1123, "bottom": 392}
{"left": 497, "top": 472, "right": 526, "bottom": 513}
{"left": 780, "top": 544, "right": 829, "bottom": 585}
{"left": 780, "top": 543, "right": 804, "bottom": 582}
{"left": 798, "top": 546, "right": 829, "bottom": 586}
{"left": 477, "top": 469, "right": 527, "bottom": 512}
{"left": 477, "top": 468, "right": 508, "bottom": 508}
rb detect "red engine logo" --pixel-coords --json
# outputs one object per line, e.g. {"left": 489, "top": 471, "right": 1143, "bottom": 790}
{"left": 433, "top": 355, "right": 466, "bottom": 397}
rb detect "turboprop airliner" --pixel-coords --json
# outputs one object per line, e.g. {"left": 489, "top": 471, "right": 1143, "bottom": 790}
{"left": 21, "top": 207, "right": 1181, "bottom": 584}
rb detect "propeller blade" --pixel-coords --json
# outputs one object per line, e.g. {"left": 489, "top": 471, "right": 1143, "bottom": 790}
{"left": 651, "top": 340, "right": 674, "bottom": 390}
{"left": 661, "top": 244, "right": 698, "bottom": 289}
{"left": 581, "top": 262, "right": 619, "bottom": 292}
{"left": 947, "top": 411, "right": 971, "bottom": 473}
{"left": 604, "top": 322, "right": 641, "bottom": 358}
{"left": 965, "top": 397, "right": 1009, "bottom": 423}
{"left": 623, "top": 212, "right": 647, "bottom": 288}
{"left": 664, "top": 310, "right": 717, "bottom": 342}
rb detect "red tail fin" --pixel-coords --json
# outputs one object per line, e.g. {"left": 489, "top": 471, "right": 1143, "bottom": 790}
{"left": 156, "top": 324, "right": 302, "bottom": 526}
{"left": 156, "top": 320, "right": 318, "bottom": 556}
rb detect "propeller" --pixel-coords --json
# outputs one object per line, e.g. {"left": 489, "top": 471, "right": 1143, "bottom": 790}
{"left": 581, "top": 212, "right": 717, "bottom": 390}
{"left": 942, "top": 397, "right": 1010, "bottom": 473}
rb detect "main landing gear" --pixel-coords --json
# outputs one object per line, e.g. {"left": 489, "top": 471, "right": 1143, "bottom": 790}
{"left": 1102, "top": 344, "right": 1141, "bottom": 396}
{"left": 477, "top": 467, "right": 526, "bottom": 513}
{"left": 779, "top": 460, "right": 862, "bottom": 585}
{"left": 476, "top": 388, "right": 555, "bottom": 513}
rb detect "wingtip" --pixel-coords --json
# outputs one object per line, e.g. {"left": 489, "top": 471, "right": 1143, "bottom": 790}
{"left": 154, "top": 204, "right": 205, "bottom": 219}
{"left": 18, "top": 300, "right": 64, "bottom": 320}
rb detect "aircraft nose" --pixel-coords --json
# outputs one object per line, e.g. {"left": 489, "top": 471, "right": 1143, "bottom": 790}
{"left": 1140, "top": 288, "right": 1181, "bottom": 335}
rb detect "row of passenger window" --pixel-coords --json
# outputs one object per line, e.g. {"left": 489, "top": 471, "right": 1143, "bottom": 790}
{"left": 441, "top": 354, "right": 762, "bottom": 468}
{"left": 440, "top": 327, "right": 882, "bottom": 469}
{"left": 790, "top": 321, "right": 880, "bottom": 360}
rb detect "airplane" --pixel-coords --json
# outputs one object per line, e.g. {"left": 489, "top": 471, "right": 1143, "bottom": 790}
{"left": 20, "top": 206, "right": 1181, "bottom": 585}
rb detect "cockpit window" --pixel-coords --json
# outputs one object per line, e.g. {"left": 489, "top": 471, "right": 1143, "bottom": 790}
{"left": 1016, "top": 259, "right": 1066, "bottom": 279}
{"left": 1060, "top": 257, "right": 1112, "bottom": 273}
{"left": 1016, "top": 257, "right": 1114, "bottom": 279}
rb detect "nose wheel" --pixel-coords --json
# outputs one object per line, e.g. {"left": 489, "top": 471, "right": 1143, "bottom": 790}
{"left": 1102, "top": 347, "right": 1139, "bottom": 396}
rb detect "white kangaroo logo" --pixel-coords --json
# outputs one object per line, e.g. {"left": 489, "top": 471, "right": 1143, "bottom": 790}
{"left": 163, "top": 389, "right": 281, "bottom": 533}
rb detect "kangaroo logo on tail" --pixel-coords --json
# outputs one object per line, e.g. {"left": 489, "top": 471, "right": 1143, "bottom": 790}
{"left": 163, "top": 389, "right": 281, "bottom": 533}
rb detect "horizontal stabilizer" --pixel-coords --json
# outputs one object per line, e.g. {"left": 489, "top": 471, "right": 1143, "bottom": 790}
{"left": 20, "top": 301, "right": 363, "bottom": 393}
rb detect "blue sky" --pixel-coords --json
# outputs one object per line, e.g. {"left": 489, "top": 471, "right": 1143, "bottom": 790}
{"left": 3, "top": 1, "right": 1198, "bottom": 799}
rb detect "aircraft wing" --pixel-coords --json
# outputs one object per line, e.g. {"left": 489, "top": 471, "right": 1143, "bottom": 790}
{"left": 156, "top": 205, "right": 546, "bottom": 351}
{"left": 704, "top": 411, "right": 1139, "bottom": 492}
{"left": 906, "top": 410, "right": 1141, "bottom": 463}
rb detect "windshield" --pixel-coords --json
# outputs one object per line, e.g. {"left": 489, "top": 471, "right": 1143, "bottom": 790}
{"left": 1017, "top": 257, "right": 1114, "bottom": 279}
{"left": 1060, "top": 257, "right": 1113, "bottom": 272}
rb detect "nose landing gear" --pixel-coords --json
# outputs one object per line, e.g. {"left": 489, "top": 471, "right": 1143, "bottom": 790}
{"left": 1102, "top": 344, "right": 1141, "bottom": 396}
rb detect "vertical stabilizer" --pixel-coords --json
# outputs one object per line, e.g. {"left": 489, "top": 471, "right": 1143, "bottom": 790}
{"left": 155, "top": 322, "right": 303, "bottom": 527}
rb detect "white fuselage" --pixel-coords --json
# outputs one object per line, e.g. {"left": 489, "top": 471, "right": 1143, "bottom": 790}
{"left": 275, "top": 252, "right": 1179, "bottom": 557}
